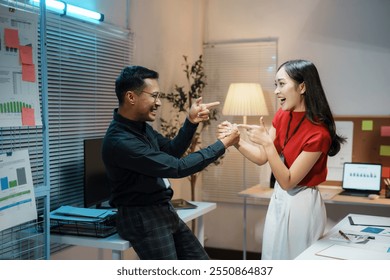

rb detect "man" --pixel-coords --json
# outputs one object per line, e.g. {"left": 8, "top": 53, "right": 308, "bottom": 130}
{"left": 102, "top": 65, "right": 239, "bottom": 260}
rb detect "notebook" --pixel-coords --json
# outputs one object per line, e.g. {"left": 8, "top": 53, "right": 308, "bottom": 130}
{"left": 339, "top": 162, "right": 382, "bottom": 197}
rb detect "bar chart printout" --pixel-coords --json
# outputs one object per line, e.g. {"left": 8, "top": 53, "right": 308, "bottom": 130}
{"left": 0, "top": 149, "right": 37, "bottom": 231}
{"left": 0, "top": 6, "right": 42, "bottom": 127}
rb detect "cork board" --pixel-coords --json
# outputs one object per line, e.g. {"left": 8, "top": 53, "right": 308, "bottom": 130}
{"left": 325, "top": 116, "right": 390, "bottom": 191}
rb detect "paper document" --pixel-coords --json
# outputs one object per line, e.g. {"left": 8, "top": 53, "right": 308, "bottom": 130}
{"left": 50, "top": 206, "right": 116, "bottom": 222}
{"left": 316, "top": 244, "right": 390, "bottom": 260}
{"left": 350, "top": 215, "right": 390, "bottom": 228}
{"left": 326, "top": 121, "right": 353, "bottom": 180}
{"left": 0, "top": 149, "right": 37, "bottom": 231}
{"left": 0, "top": 6, "right": 42, "bottom": 127}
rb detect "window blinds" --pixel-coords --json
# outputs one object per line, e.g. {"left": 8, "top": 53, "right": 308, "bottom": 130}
{"left": 201, "top": 40, "right": 277, "bottom": 204}
{"left": 45, "top": 13, "right": 133, "bottom": 209}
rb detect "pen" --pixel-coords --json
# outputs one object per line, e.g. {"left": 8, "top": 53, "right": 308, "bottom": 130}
{"left": 345, "top": 232, "right": 375, "bottom": 240}
{"left": 339, "top": 230, "right": 350, "bottom": 241}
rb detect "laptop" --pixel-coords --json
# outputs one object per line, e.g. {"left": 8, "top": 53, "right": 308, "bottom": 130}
{"left": 339, "top": 162, "right": 382, "bottom": 197}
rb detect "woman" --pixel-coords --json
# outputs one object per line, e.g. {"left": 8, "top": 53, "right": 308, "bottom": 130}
{"left": 219, "top": 59, "right": 346, "bottom": 259}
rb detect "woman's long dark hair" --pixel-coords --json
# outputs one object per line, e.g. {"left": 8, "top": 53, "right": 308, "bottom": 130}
{"left": 279, "top": 59, "right": 346, "bottom": 156}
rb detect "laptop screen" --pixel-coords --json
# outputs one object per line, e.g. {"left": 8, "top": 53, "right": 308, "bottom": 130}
{"left": 342, "top": 162, "right": 382, "bottom": 192}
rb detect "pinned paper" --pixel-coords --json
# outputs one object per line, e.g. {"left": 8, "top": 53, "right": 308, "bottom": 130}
{"left": 19, "top": 45, "right": 33, "bottom": 65}
{"left": 381, "top": 126, "right": 390, "bottom": 137}
{"left": 22, "top": 64, "right": 36, "bottom": 82}
{"left": 361, "top": 120, "right": 373, "bottom": 131}
{"left": 21, "top": 107, "right": 35, "bottom": 126}
{"left": 4, "top": 28, "right": 19, "bottom": 48}
{"left": 380, "top": 145, "right": 390, "bottom": 157}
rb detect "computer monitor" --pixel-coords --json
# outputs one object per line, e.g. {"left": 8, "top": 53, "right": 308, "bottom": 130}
{"left": 83, "top": 138, "right": 111, "bottom": 208}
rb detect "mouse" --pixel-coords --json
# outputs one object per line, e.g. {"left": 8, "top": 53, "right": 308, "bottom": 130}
{"left": 368, "top": 194, "right": 380, "bottom": 200}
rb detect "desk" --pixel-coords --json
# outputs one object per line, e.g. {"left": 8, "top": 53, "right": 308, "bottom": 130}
{"left": 296, "top": 213, "right": 390, "bottom": 259}
{"left": 238, "top": 184, "right": 390, "bottom": 259}
{"left": 51, "top": 201, "right": 216, "bottom": 259}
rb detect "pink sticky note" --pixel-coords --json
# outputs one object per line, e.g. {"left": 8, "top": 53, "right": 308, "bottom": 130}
{"left": 22, "top": 64, "right": 36, "bottom": 82}
{"left": 19, "top": 45, "right": 33, "bottom": 65}
{"left": 4, "top": 28, "right": 19, "bottom": 48}
{"left": 381, "top": 126, "right": 390, "bottom": 137}
{"left": 382, "top": 166, "right": 390, "bottom": 178}
{"left": 22, "top": 107, "right": 35, "bottom": 126}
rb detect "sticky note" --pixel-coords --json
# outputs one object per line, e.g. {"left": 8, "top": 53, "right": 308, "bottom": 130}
{"left": 380, "top": 145, "right": 390, "bottom": 157}
{"left": 19, "top": 45, "right": 33, "bottom": 65}
{"left": 382, "top": 167, "right": 390, "bottom": 178}
{"left": 21, "top": 107, "right": 35, "bottom": 126}
{"left": 361, "top": 120, "right": 373, "bottom": 131}
{"left": 22, "top": 64, "right": 36, "bottom": 82}
{"left": 381, "top": 126, "right": 390, "bottom": 137}
{"left": 4, "top": 28, "right": 19, "bottom": 48}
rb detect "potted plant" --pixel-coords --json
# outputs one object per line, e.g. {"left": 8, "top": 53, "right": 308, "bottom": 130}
{"left": 160, "top": 55, "right": 222, "bottom": 201}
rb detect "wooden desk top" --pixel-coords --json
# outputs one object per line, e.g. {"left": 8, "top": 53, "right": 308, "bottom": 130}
{"left": 238, "top": 184, "right": 390, "bottom": 207}
{"left": 237, "top": 184, "right": 340, "bottom": 200}
{"left": 238, "top": 185, "right": 273, "bottom": 199}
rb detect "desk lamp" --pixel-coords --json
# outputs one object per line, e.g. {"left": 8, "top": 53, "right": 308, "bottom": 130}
{"left": 222, "top": 82, "right": 269, "bottom": 259}
{"left": 222, "top": 83, "right": 268, "bottom": 125}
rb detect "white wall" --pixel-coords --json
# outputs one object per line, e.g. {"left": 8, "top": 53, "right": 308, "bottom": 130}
{"left": 52, "top": 0, "right": 390, "bottom": 259}
{"left": 204, "top": 0, "right": 390, "bottom": 116}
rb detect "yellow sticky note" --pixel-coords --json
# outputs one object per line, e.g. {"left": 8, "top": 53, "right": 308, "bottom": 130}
{"left": 380, "top": 145, "right": 390, "bottom": 157}
{"left": 362, "top": 120, "right": 373, "bottom": 131}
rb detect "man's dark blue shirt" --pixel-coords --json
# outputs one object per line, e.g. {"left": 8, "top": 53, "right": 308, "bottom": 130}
{"left": 102, "top": 109, "right": 225, "bottom": 207}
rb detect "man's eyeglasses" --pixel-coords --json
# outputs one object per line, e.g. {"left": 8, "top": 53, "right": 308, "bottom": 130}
{"left": 141, "top": 90, "right": 164, "bottom": 102}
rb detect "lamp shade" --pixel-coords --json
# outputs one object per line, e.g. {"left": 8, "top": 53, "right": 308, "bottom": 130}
{"left": 222, "top": 83, "right": 269, "bottom": 116}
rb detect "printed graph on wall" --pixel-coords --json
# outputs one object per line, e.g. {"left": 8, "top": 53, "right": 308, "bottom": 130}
{"left": 0, "top": 149, "right": 37, "bottom": 232}
{"left": 0, "top": 6, "right": 41, "bottom": 127}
